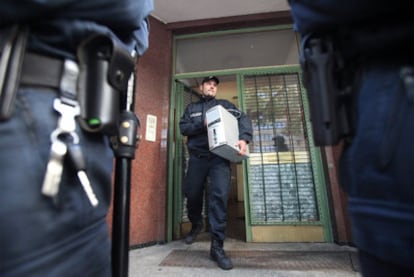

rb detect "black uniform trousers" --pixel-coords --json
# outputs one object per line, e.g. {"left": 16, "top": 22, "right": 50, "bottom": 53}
{"left": 183, "top": 153, "right": 231, "bottom": 241}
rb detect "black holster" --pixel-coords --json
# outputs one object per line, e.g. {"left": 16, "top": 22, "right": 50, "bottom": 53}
{"left": 300, "top": 35, "right": 356, "bottom": 146}
{"left": 77, "top": 34, "right": 135, "bottom": 136}
{"left": 300, "top": 20, "right": 413, "bottom": 147}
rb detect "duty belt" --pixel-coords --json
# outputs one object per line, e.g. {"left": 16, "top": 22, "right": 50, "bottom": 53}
{"left": 191, "top": 151, "right": 214, "bottom": 159}
{"left": 20, "top": 52, "right": 68, "bottom": 90}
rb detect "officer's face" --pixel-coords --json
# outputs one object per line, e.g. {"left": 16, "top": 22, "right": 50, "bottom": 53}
{"left": 200, "top": 80, "right": 218, "bottom": 97}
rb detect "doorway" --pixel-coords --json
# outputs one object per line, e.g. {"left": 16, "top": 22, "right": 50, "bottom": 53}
{"left": 167, "top": 26, "right": 332, "bottom": 243}
{"left": 172, "top": 75, "right": 246, "bottom": 241}
{"left": 169, "top": 69, "right": 333, "bottom": 243}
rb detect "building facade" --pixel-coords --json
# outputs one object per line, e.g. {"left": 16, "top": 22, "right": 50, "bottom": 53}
{"left": 107, "top": 12, "right": 352, "bottom": 247}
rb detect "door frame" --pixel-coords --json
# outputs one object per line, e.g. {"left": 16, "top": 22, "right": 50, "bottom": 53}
{"left": 166, "top": 66, "right": 333, "bottom": 242}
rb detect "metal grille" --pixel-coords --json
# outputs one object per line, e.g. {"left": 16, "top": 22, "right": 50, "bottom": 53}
{"left": 244, "top": 73, "right": 319, "bottom": 224}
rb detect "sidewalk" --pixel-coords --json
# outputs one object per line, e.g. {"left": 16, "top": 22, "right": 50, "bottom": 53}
{"left": 128, "top": 235, "right": 361, "bottom": 277}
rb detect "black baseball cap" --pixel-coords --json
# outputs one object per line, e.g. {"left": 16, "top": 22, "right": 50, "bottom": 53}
{"left": 201, "top": 76, "right": 219, "bottom": 85}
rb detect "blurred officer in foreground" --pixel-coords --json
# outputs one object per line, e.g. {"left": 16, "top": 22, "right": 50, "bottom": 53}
{"left": 180, "top": 76, "right": 252, "bottom": 270}
{"left": 288, "top": 1, "right": 414, "bottom": 276}
{"left": 0, "top": 1, "right": 153, "bottom": 276}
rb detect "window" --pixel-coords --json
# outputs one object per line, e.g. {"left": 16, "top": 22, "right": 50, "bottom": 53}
{"left": 175, "top": 28, "right": 299, "bottom": 73}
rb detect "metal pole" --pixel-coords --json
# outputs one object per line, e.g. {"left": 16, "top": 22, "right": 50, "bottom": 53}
{"left": 112, "top": 158, "right": 132, "bottom": 277}
{"left": 111, "top": 57, "right": 140, "bottom": 277}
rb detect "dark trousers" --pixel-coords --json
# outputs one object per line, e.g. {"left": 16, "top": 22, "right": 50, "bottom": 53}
{"left": 183, "top": 154, "right": 231, "bottom": 241}
{"left": 0, "top": 88, "right": 113, "bottom": 276}
{"left": 340, "top": 61, "right": 414, "bottom": 271}
{"left": 359, "top": 250, "right": 414, "bottom": 277}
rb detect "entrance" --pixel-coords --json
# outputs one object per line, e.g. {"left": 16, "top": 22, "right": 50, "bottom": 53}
{"left": 168, "top": 70, "right": 332, "bottom": 243}
{"left": 167, "top": 26, "right": 332, "bottom": 243}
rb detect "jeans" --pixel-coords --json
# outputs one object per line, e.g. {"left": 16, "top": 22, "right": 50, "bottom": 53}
{"left": 0, "top": 88, "right": 113, "bottom": 276}
{"left": 183, "top": 154, "right": 231, "bottom": 241}
{"left": 340, "top": 60, "right": 414, "bottom": 270}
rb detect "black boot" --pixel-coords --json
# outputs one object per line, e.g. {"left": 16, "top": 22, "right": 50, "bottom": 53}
{"left": 184, "top": 222, "right": 203, "bottom": 244}
{"left": 210, "top": 239, "right": 233, "bottom": 270}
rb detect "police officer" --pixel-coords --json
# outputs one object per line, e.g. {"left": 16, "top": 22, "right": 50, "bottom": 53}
{"left": 0, "top": 1, "right": 153, "bottom": 276}
{"left": 288, "top": 1, "right": 414, "bottom": 276}
{"left": 179, "top": 76, "right": 252, "bottom": 270}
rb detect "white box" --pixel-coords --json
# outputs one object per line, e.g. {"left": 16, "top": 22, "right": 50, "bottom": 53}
{"left": 206, "top": 105, "right": 249, "bottom": 163}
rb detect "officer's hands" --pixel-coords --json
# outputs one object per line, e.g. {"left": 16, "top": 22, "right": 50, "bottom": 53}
{"left": 236, "top": 140, "right": 248, "bottom": 156}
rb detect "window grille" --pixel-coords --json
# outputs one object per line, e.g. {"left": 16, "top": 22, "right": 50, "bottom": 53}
{"left": 244, "top": 73, "right": 319, "bottom": 224}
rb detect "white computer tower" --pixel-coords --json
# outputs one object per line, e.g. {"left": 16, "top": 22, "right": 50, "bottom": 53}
{"left": 205, "top": 105, "right": 249, "bottom": 163}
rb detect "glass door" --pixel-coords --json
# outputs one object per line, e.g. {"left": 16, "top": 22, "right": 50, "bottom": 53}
{"left": 242, "top": 71, "right": 332, "bottom": 242}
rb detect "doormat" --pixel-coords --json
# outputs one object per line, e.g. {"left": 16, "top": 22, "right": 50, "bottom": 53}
{"left": 160, "top": 250, "right": 360, "bottom": 272}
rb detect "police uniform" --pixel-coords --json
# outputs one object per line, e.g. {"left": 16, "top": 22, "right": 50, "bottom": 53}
{"left": 179, "top": 82, "right": 252, "bottom": 269}
{"left": 0, "top": 1, "right": 153, "bottom": 276}
{"left": 289, "top": 1, "right": 414, "bottom": 276}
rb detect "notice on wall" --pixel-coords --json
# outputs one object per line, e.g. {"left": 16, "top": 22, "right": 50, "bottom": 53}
{"left": 145, "top": 114, "right": 157, "bottom": 142}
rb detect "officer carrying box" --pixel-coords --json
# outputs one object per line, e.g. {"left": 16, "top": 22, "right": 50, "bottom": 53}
{"left": 179, "top": 76, "right": 252, "bottom": 270}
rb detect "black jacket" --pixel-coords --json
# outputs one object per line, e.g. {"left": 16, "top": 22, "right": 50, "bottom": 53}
{"left": 180, "top": 97, "right": 252, "bottom": 154}
{"left": 0, "top": 0, "right": 153, "bottom": 58}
